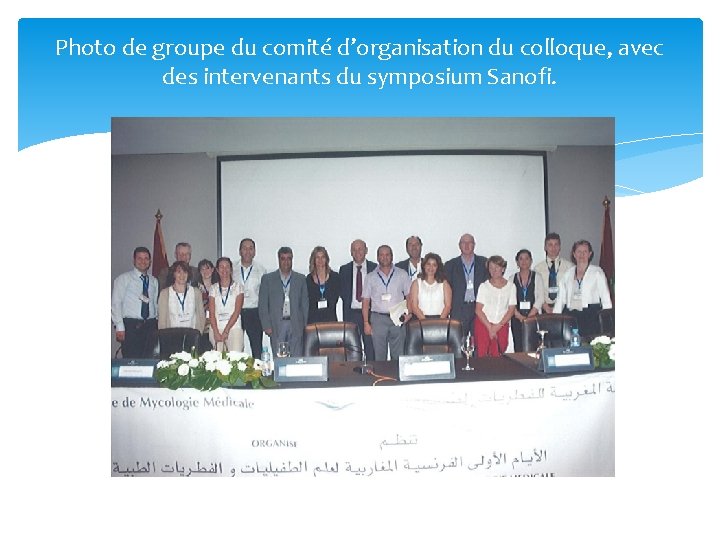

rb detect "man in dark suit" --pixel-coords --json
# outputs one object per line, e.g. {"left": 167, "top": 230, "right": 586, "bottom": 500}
{"left": 258, "top": 247, "right": 309, "bottom": 357}
{"left": 396, "top": 235, "right": 423, "bottom": 281}
{"left": 445, "top": 233, "right": 489, "bottom": 338}
{"left": 339, "top": 239, "right": 377, "bottom": 361}
{"left": 157, "top": 242, "right": 201, "bottom": 288}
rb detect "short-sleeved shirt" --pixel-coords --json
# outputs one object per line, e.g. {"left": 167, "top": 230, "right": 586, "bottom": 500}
{"left": 476, "top": 280, "right": 517, "bottom": 324}
{"left": 210, "top": 281, "right": 244, "bottom": 330}
{"left": 362, "top": 266, "right": 411, "bottom": 314}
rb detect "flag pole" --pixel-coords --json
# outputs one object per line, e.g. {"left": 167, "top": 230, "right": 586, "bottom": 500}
{"left": 599, "top": 196, "right": 614, "bottom": 304}
{"left": 152, "top": 209, "right": 169, "bottom": 279}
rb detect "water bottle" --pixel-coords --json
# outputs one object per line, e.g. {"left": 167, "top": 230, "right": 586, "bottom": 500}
{"left": 570, "top": 328, "right": 581, "bottom": 348}
{"left": 261, "top": 346, "right": 272, "bottom": 376}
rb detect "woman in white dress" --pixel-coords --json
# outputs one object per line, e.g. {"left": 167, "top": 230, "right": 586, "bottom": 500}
{"left": 158, "top": 261, "right": 205, "bottom": 333}
{"left": 473, "top": 255, "right": 517, "bottom": 357}
{"left": 409, "top": 253, "right": 452, "bottom": 319}
{"left": 208, "top": 257, "right": 245, "bottom": 352}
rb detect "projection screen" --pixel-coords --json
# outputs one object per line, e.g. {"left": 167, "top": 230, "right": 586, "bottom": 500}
{"left": 219, "top": 152, "right": 548, "bottom": 278}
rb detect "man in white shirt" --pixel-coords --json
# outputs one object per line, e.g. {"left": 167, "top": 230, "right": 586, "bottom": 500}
{"left": 534, "top": 232, "right": 572, "bottom": 314}
{"left": 111, "top": 247, "right": 159, "bottom": 358}
{"left": 396, "top": 235, "right": 423, "bottom": 281}
{"left": 233, "top": 238, "right": 267, "bottom": 359}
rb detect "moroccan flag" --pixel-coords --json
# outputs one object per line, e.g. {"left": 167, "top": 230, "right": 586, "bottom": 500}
{"left": 599, "top": 197, "right": 614, "bottom": 299}
{"left": 152, "top": 210, "right": 169, "bottom": 278}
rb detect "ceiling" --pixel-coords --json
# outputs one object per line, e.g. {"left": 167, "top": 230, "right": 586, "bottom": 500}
{"left": 111, "top": 117, "right": 614, "bottom": 156}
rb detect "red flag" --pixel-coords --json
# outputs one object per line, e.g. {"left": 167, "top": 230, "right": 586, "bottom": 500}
{"left": 599, "top": 197, "right": 614, "bottom": 299}
{"left": 152, "top": 209, "right": 169, "bottom": 278}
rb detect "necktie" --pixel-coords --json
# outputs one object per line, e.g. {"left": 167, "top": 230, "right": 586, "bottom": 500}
{"left": 549, "top": 261, "right": 557, "bottom": 301}
{"left": 141, "top": 274, "right": 150, "bottom": 319}
{"left": 355, "top": 265, "right": 363, "bottom": 302}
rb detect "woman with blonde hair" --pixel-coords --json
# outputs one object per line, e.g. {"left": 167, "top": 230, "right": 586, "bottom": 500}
{"left": 473, "top": 255, "right": 517, "bottom": 357}
{"left": 306, "top": 246, "right": 341, "bottom": 324}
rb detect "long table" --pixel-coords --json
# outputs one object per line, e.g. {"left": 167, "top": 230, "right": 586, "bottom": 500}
{"left": 111, "top": 355, "right": 615, "bottom": 477}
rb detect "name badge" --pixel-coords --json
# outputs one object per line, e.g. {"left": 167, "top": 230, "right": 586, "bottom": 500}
{"left": 218, "top": 312, "right": 231, "bottom": 322}
{"left": 317, "top": 299, "right": 328, "bottom": 309}
{"left": 282, "top": 295, "right": 291, "bottom": 318}
{"left": 547, "top": 286, "right": 559, "bottom": 294}
{"left": 178, "top": 313, "right": 192, "bottom": 324}
{"left": 466, "top": 280, "right": 474, "bottom": 290}
{"left": 381, "top": 293, "right": 392, "bottom": 302}
{"left": 519, "top": 301, "right": 531, "bottom": 310}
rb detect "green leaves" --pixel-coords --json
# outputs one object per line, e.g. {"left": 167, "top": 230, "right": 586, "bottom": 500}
{"left": 154, "top": 352, "right": 278, "bottom": 391}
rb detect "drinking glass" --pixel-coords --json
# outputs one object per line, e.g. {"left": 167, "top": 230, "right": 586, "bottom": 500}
{"left": 277, "top": 341, "right": 290, "bottom": 358}
{"left": 461, "top": 334, "right": 475, "bottom": 371}
{"left": 535, "top": 329, "right": 548, "bottom": 360}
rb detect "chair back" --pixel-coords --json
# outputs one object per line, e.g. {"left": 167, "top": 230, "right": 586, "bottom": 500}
{"left": 520, "top": 314, "right": 578, "bottom": 351}
{"left": 303, "top": 322, "right": 363, "bottom": 361}
{"left": 404, "top": 318, "right": 464, "bottom": 359}
{"left": 598, "top": 309, "right": 615, "bottom": 338}
{"left": 158, "top": 328, "right": 201, "bottom": 358}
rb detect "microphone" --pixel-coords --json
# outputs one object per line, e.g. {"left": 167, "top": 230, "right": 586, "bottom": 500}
{"left": 335, "top": 340, "right": 372, "bottom": 374}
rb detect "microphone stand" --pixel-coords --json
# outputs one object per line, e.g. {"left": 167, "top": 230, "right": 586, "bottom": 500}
{"left": 342, "top": 342, "right": 371, "bottom": 374}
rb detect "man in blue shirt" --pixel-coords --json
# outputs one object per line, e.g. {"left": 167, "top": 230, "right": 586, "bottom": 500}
{"left": 362, "top": 245, "right": 411, "bottom": 361}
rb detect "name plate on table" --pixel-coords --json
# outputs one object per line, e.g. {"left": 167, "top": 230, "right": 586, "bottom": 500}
{"left": 398, "top": 353, "right": 456, "bottom": 382}
{"left": 274, "top": 356, "right": 328, "bottom": 382}
{"left": 111, "top": 359, "right": 157, "bottom": 382}
{"left": 539, "top": 346, "right": 594, "bottom": 373}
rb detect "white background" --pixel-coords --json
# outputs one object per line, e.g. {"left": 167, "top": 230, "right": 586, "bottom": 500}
{"left": 5, "top": 3, "right": 718, "bottom": 540}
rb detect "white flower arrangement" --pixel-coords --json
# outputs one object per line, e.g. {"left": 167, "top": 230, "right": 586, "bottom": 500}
{"left": 155, "top": 348, "right": 276, "bottom": 390}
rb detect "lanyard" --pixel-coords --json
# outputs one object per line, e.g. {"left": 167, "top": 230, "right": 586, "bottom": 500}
{"left": 175, "top": 286, "right": 188, "bottom": 312}
{"left": 516, "top": 272, "right": 530, "bottom": 300}
{"left": 281, "top": 275, "right": 291, "bottom": 294}
{"left": 575, "top": 268, "right": 584, "bottom": 289}
{"left": 220, "top": 282, "right": 232, "bottom": 307}
{"left": 240, "top": 265, "right": 253, "bottom": 283}
{"left": 377, "top": 269, "right": 395, "bottom": 291}
{"left": 315, "top": 272, "right": 327, "bottom": 298}
{"left": 463, "top": 260, "right": 475, "bottom": 280}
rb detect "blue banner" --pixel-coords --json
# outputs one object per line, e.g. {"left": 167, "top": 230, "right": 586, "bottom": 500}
{"left": 18, "top": 18, "right": 702, "bottom": 194}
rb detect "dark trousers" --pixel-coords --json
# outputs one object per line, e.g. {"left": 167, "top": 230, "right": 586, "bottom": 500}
{"left": 346, "top": 308, "right": 375, "bottom": 361}
{"left": 565, "top": 304, "right": 602, "bottom": 339}
{"left": 510, "top": 311, "right": 530, "bottom": 352}
{"left": 121, "top": 318, "right": 158, "bottom": 358}
{"left": 453, "top": 302, "right": 477, "bottom": 340}
{"left": 241, "top": 307, "right": 263, "bottom": 359}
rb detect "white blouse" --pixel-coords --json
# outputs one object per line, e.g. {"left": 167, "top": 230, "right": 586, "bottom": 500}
{"left": 476, "top": 280, "right": 517, "bottom": 324}
{"left": 417, "top": 279, "right": 446, "bottom": 316}
{"left": 553, "top": 265, "right": 612, "bottom": 313}
{"left": 210, "top": 281, "right": 244, "bottom": 330}
{"left": 168, "top": 286, "right": 197, "bottom": 328}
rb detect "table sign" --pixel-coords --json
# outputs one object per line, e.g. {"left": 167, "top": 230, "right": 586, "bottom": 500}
{"left": 111, "top": 359, "right": 156, "bottom": 382}
{"left": 274, "top": 356, "right": 328, "bottom": 382}
{"left": 398, "top": 353, "right": 456, "bottom": 382}
{"left": 540, "top": 346, "right": 594, "bottom": 373}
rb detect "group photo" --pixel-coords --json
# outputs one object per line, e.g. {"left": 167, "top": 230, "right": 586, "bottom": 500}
{"left": 111, "top": 117, "right": 615, "bottom": 362}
